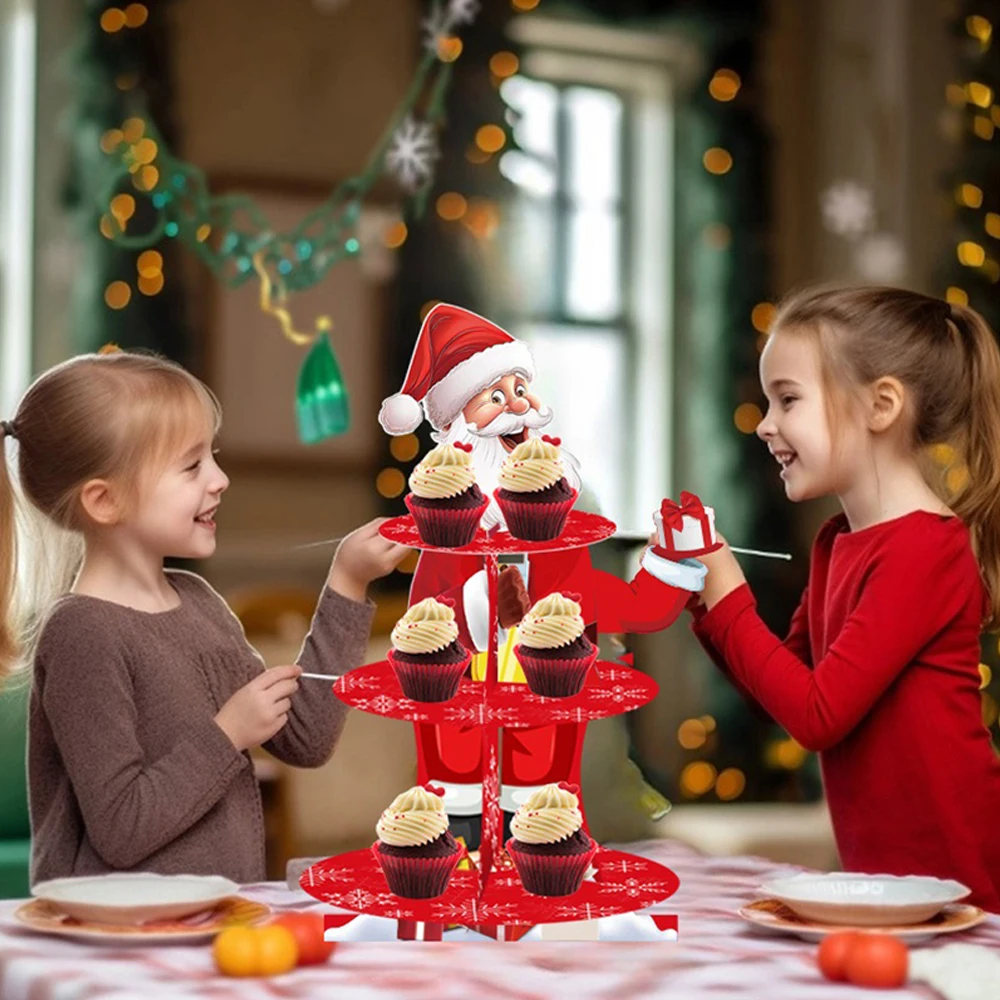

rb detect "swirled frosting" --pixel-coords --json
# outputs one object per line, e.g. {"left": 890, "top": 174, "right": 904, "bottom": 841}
{"left": 409, "top": 443, "right": 477, "bottom": 499}
{"left": 375, "top": 785, "right": 449, "bottom": 846}
{"left": 391, "top": 597, "right": 459, "bottom": 654}
{"left": 509, "top": 783, "right": 584, "bottom": 844}
{"left": 517, "top": 593, "right": 585, "bottom": 650}
{"left": 497, "top": 438, "right": 564, "bottom": 494}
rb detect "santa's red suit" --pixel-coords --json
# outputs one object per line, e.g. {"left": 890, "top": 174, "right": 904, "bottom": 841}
{"left": 379, "top": 302, "right": 705, "bottom": 822}
{"left": 409, "top": 542, "right": 704, "bottom": 815}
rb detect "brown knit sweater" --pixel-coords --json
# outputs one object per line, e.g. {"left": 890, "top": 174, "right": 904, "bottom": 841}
{"left": 28, "top": 569, "right": 374, "bottom": 886}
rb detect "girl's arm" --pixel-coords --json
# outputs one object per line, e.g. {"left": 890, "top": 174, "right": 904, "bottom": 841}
{"left": 695, "top": 530, "right": 969, "bottom": 752}
{"left": 688, "top": 586, "right": 811, "bottom": 723}
{"left": 40, "top": 614, "right": 250, "bottom": 870}
{"left": 260, "top": 585, "right": 375, "bottom": 767}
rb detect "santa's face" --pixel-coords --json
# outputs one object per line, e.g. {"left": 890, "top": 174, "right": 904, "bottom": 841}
{"left": 435, "top": 373, "right": 580, "bottom": 530}
{"left": 460, "top": 374, "right": 545, "bottom": 453}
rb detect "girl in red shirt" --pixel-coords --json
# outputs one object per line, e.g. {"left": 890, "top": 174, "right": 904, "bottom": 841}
{"left": 692, "top": 285, "right": 1000, "bottom": 912}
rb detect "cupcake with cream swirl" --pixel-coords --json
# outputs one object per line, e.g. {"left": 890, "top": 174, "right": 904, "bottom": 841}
{"left": 514, "top": 592, "right": 598, "bottom": 697}
{"left": 373, "top": 783, "right": 464, "bottom": 898}
{"left": 494, "top": 435, "right": 578, "bottom": 540}
{"left": 387, "top": 597, "right": 470, "bottom": 702}
{"left": 505, "top": 782, "right": 597, "bottom": 896}
{"left": 405, "top": 442, "right": 487, "bottom": 547}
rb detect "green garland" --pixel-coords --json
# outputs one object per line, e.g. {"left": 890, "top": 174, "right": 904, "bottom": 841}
{"left": 68, "top": 0, "right": 478, "bottom": 441}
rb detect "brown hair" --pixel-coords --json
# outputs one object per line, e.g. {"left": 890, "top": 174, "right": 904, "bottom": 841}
{"left": 771, "top": 285, "right": 1000, "bottom": 630}
{"left": 0, "top": 351, "right": 221, "bottom": 684}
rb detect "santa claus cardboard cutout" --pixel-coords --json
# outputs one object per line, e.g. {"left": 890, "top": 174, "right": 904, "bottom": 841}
{"left": 380, "top": 303, "right": 705, "bottom": 846}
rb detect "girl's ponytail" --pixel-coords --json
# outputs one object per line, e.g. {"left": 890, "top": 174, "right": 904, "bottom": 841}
{"left": 0, "top": 422, "right": 18, "bottom": 682}
{"left": 948, "top": 303, "right": 1000, "bottom": 630}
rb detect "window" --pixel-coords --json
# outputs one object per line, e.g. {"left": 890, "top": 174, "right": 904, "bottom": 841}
{"left": 499, "top": 18, "right": 683, "bottom": 532}
{"left": 0, "top": 0, "right": 36, "bottom": 415}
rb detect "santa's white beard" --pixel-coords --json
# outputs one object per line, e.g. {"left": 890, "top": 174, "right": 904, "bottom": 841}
{"left": 432, "top": 407, "right": 582, "bottom": 531}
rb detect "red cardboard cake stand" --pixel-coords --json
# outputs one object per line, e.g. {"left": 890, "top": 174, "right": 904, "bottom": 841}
{"left": 301, "top": 511, "right": 681, "bottom": 942}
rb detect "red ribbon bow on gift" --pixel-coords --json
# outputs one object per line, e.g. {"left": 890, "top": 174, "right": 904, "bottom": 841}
{"left": 423, "top": 783, "right": 445, "bottom": 797}
{"left": 452, "top": 442, "right": 473, "bottom": 453}
{"left": 541, "top": 435, "right": 561, "bottom": 446}
{"left": 660, "top": 491, "right": 704, "bottom": 531}
{"left": 558, "top": 782, "right": 580, "bottom": 796}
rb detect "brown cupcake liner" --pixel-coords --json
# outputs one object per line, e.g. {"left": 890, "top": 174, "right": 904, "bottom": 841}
{"left": 372, "top": 840, "right": 465, "bottom": 899}
{"left": 493, "top": 489, "right": 578, "bottom": 541}
{"left": 405, "top": 493, "right": 487, "bottom": 547}
{"left": 505, "top": 836, "right": 598, "bottom": 896}
{"left": 387, "top": 647, "right": 471, "bottom": 703}
{"left": 514, "top": 643, "right": 598, "bottom": 698}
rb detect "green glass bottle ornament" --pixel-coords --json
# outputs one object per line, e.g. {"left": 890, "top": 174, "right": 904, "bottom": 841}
{"left": 296, "top": 323, "right": 350, "bottom": 443}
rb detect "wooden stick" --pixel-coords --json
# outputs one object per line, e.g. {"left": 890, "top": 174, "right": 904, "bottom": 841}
{"left": 729, "top": 546, "right": 792, "bottom": 561}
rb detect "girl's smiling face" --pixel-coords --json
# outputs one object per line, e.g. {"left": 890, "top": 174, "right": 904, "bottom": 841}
{"left": 756, "top": 330, "right": 868, "bottom": 502}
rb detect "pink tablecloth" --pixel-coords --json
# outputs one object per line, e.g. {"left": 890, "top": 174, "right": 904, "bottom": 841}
{"left": 1, "top": 839, "right": 997, "bottom": 999}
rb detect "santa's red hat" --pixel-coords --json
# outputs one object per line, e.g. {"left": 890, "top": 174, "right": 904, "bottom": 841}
{"left": 379, "top": 303, "right": 535, "bottom": 434}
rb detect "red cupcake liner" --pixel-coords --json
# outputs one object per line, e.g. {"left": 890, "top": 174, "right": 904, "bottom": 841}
{"left": 493, "top": 488, "right": 578, "bottom": 541}
{"left": 405, "top": 493, "right": 487, "bottom": 548}
{"left": 372, "top": 840, "right": 465, "bottom": 899}
{"left": 387, "top": 647, "right": 471, "bottom": 703}
{"left": 505, "top": 836, "right": 598, "bottom": 897}
{"left": 514, "top": 643, "right": 598, "bottom": 698}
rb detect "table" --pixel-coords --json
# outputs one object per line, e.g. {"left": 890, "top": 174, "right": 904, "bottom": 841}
{"left": 1, "top": 840, "right": 997, "bottom": 999}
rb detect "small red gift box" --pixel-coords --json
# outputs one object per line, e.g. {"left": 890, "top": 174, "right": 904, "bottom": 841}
{"left": 652, "top": 492, "right": 719, "bottom": 559}
{"left": 397, "top": 919, "right": 445, "bottom": 941}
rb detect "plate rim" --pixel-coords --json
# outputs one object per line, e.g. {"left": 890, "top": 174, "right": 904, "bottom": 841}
{"left": 758, "top": 871, "right": 971, "bottom": 907}
{"left": 10, "top": 894, "right": 269, "bottom": 943}
{"left": 738, "top": 898, "right": 986, "bottom": 939}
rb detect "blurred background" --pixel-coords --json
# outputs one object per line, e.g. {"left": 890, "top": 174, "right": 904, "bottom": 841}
{"left": 2, "top": 0, "right": 999, "bottom": 893}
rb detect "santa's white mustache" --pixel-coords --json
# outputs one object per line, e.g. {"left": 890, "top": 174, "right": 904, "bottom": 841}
{"left": 472, "top": 406, "right": 553, "bottom": 438}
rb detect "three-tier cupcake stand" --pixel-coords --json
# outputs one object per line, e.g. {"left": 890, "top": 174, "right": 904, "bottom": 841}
{"left": 300, "top": 511, "right": 681, "bottom": 941}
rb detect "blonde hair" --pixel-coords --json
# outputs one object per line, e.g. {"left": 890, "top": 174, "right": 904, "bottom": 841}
{"left": 771, "top": 285, "right": 1000, "bottom": 629}
{"left": 0, "top": 351, "right": 221, "bottom": 684}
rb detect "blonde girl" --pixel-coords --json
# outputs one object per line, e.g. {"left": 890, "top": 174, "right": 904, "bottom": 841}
{"left": 0, "top": 350, "right": 408, "bottom": 884}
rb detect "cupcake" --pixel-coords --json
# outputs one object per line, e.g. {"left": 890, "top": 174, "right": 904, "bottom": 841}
{"left": 505, "top": 783, "right": 597, "bottom": 896}
{"left": 514, "top": 592, "right": 598, "bottom": 698}
{"left": 373, "top": 784, "right": 463, "bottom": 898}
{"left": 387, "top": 597, "right": 471, "bottom": 702}
{"left": 494, "top": 435, "right": 577, "bottom": 541}
{"left": 405, "top": 442, "right": 487, "bottom": 547}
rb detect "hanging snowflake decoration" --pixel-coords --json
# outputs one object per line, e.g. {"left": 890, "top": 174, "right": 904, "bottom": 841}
{"left": 386, "top": 115, "right": 439, "bottom": 191}
{"left": 820, "top": 181, "right": 876, "bottom": 239}
{"left": 423, "top": 0, "right": 480, "bottom": 54}
{"left": 854, "top": 231, "right": 907, "bottom": 283}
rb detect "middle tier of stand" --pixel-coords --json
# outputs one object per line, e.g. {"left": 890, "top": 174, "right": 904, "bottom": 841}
{"left": 332, "top": 659, "right": 658, "bottom": 726}
{"left": 301, "top": 846, "right": 680, "bottom": 926}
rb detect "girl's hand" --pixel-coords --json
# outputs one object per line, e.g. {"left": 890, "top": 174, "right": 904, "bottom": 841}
{"left": 215, "top": 664, "right": 302, "bottom": 751}
{"left": 699, "top": 533, "right": 747, "bottom": 610}
{"left": 327, "top": 518, "right": 412, "bottom": 602}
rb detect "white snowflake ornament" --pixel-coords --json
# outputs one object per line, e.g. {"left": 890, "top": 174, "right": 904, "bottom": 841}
{"left": 854, "top": 231, "right": 907, "bottom": 283}
{"left": 422, "top": 0, "right": 479, "bottom": 54}
{"left": 386, "top": 115, "right": 439, "bottom": 191}
{"left": 820, "top": 181, "right": 876, "bottom": 239}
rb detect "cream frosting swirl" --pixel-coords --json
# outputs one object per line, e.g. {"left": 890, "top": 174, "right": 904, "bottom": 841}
{"left": 409, "top": 443, "right": 477, "bottom": 499}
{"left": 517, "top": 593, "right": 586, "bottom": 650}
{"left": 391, "top": 597, "right": 459, "bottom": 654}
{"left": 497, "top": 438, "right": 564, "bottom": 494}
{"left": 509, "top": 783, "right": 584, "bottom": 844}
{"left": 375, "top": 785, "right": 449, "bottom": 846}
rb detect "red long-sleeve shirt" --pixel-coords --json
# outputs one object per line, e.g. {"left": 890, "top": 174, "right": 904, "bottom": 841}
{"left": 692, "top": 510, "right": 1000, "bottom": 912}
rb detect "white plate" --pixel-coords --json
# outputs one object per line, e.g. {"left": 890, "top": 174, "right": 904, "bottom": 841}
{"left": 759, "top": 872, "right": 971, "bottom": 926}
{"left": 739, "top": 899, "right": 986, "bottom": 944}
{"left": 31, "top": 873, "right": 240, "bottom": 925}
